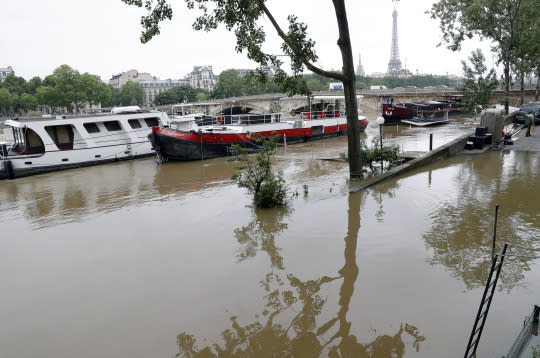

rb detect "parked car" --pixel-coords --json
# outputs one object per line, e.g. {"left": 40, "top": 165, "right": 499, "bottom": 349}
{"left": 515, "top": 102, "right": 540, "bottom": 124}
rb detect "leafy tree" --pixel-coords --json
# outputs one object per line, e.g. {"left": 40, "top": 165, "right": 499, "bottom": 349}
{"left": 36, "top": 86, "right": 61, "bottom": 109}
{"left": 19, "top": 93, "right": 38, "bottom": 111}
{"left": 429, "top": 0, "right": 539, "bottom": 114}
{"left": 153, "top": 88, "right": 178, "bottom": 105}
{"left": 80, "top": 73, "right": 112, "bottom": 107}
{"left": 121, "top": 0, "right": 367, "bottom": 178}
{"left": 154, "top": 84, "right": 208, "bottom": 104}
{"left": 50, "top": 64, "right": 85, "bottom": 111}
{"left": 460, "top": 49, "right": 498, "bottom": 117}
{"left": 230, "top": 135, "right": 288, "bottom": 208}
{"left": 25, "top": 77, "right": 42, "bottom": 95}
{"left": 1, "top": 74, "right": 27, "bottom": 96}
{"left": 119, "top": 81, "right": 143, "bottom": 106}
{"left": 0, "top": 88, "right": 19, "bottom": 115}
{"left": 212, "top": 69, "right": 245, "bottom": 98}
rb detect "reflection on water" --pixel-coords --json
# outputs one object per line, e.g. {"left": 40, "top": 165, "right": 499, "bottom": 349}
{"left": 0, "top": 158, "right": 236, "bottom": 229}
{"left": 176, "top": 193, "right": 425, "bottom": 357}
{"left": 423, "top": 151, "right": 540, "bottom": 290}
{"left": 2, "top": 115, "right": 540, "bottom": 358}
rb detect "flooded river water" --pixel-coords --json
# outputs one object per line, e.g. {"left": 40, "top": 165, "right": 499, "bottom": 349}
{"left": 1, "top": 113, "right": 539, "bottom": 358}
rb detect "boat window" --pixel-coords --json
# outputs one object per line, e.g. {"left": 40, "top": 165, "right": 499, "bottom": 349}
{"left": 45, "top": 125, "right": 74, "bottom": 150}
{"left": 84, "top": 123, "right": 100, "bottom": 133}
{"left": 144, "top": 117, "right": 159, "bottom": 127}
{"left": 104, "top": 121, "right": 122, "bottom": 131}
{"left": 128, "top": 119, "right": 142, "bottom": 129}
{"left": 22, "top": 128, "right": 45, "bottom": 154}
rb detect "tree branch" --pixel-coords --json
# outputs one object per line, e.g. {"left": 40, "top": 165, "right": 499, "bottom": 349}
{"left": 256, "top": 0, "right": 347, "bottom": 82}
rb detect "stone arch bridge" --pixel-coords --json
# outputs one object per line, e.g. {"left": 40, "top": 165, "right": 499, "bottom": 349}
{"left": 156, "top": 89, "right": 538, "bottom": 115}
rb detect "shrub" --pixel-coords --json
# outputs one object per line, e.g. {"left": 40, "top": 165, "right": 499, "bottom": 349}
{"left": 230, "top": 134, "right": 288, "bottom": 208}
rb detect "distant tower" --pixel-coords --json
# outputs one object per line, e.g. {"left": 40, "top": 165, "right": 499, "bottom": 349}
{"left": 387, "top": 7, "right": 402, "bottom": 74}
{"left": 356, "top": 54, "right": 365, "bottom": 77}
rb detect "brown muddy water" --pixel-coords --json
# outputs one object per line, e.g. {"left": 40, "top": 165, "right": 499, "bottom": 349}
{"left": 1, "top": 113, "right": 539, "bottom": 358}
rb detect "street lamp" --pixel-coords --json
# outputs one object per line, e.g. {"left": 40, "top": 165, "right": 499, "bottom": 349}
{"left": 376, "top": 115, "right": 385, "bottom": 171}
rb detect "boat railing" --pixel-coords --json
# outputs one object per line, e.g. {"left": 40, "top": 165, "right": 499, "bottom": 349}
{"left": 197, "top": 113, "right": 282, "bottom": 126}
{"left": 298, "top": 110, "right": 343, "bottom": 119}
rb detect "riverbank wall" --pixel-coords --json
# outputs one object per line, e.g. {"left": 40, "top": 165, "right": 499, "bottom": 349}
{"left": 349, "top": 133, "right": 471, "bottom": 193}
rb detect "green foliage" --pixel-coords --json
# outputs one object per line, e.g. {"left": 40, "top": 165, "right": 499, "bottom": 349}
{"left": 0, "top": 65, "right": 113, "bottom": 113}
{"left": 229, "top": 134, "right": 288, "bottom": 208}
{"left": 429, "top": 0, "right": 539, "bottom": 112}
{"left": 532, "top": 343, "right": 540, "bottom": 358}
{"left": 212, "top": 69, "right": 245, "bottom": 98}
{"left": 210, "top": 70, "right": 281, "bottom": 99}
{"left": 460, "top": 49, "right": 498, "bottom": 115}
{"left": 154, "top": 85, "right": 208, "bottom": 105}
{"left": 121, "top": 0, "right": 366, "bottom": 177}
{"left": 361, "top": 137, "right": 400, "bottom": 172}
{"left": 119, "top": 81, "right": 143, "bottom": 106}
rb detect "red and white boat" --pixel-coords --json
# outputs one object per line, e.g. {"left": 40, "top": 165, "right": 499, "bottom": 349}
{"left": 149, "top": 110, "right": 368, "bottom": 161}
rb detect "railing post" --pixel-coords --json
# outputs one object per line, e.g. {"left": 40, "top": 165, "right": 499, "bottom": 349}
{"left": 429, "top": 133, "right": 433, "bottom": 151}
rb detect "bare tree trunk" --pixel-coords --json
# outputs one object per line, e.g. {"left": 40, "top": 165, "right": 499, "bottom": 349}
{"left": 536, "top": 69, "right": 540, "bottom": 101}
{"left": 504, "top": 62, "right": 510, "bottom": 115}
{"left": 333, "top": 0, "right": 362, "bottom": 178}
{"left": 520, "top": 72, "right": 524, "bottom": 106}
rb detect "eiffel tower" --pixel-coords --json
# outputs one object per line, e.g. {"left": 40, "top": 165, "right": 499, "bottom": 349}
{"left": 387, "top": 7, "right": 402, "bottom": 75}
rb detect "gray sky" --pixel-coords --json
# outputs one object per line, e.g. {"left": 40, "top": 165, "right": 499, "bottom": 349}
{"left": 1, "top": 0, "right": 496, "bottom": 82}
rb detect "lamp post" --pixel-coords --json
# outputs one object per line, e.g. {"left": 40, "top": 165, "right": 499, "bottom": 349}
{"left": 376, "top": 115, "right": 385, "bottom": 171}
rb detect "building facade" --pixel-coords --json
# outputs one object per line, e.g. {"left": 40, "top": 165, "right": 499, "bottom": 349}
{"left": 0, "top": 66, "right": 14, "bottom": 81}
{"left": 139, "top": 79, "right": 190, "bottom": 106}
{"left": 109, "top": 69, "right": 154, "bottom": 89}
{"left": 189, "top": 66, "right": 218, "bottom": 92}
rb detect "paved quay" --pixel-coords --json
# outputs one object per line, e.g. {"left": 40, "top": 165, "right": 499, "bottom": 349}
{"left": 504, "top": 124, "right": 540, "bottom": 152}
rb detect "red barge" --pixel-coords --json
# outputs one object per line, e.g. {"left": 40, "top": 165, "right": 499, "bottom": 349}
{"left": 382, "top": 98, "right": 464, "bottom": 125}
{"left": 149, "top": 110, "right": 368, "bottom": 162}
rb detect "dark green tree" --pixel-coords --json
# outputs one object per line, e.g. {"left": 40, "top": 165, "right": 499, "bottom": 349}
{"left": 80, "top": 73, "right": 112, "bottom": 107}
{"left": 19, "top": 93, "right": 38, "bottom": 112}
{"left": 120, "top": 0, "right": 366, "bottom": 178}
{"left": 24, "top": 76, "right": 42, "bottom": 95}
{"left": 230, "top": 135, "right": 288, "bottom": 208}
{"left": 212, "top": 69, "right": 245, "bottom": 98}
{"left": 50, "top": 64, "right": 85, "bottom": 111}
{"left": 429, "top": 0, "right": 539, "bottom": 114}
{"left": 120, "top": 81, "right": 143, "bottom": 106}
{"left": 460, "top": 49, "right": 498, "bottom": 117}
{"left": 153, "top": 84, "right": 206, "bottom": 105}
{"left": 36, "top": 86, "right": 61, "bottom": 109}
{"left": 1, "top": 74, "right": 27, "bottom": 96}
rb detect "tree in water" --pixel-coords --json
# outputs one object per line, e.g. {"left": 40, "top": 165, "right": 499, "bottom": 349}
{"left": 229, "top": 134, "right": 288, "bottom": 208}
{"left": 120, "top": 0, "right": 366, "bottom": 178}
{"left": 460, "top": 49, "right": 498, "bottom": 118}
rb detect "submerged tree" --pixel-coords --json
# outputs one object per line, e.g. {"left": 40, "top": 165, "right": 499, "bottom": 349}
{"left": 120, "top": 0, "right": 366, "bottom": 178}
{"left": 229, "top": 135, "right": 288, "bottom": 208}
{"left": 460, "top": 49, "right": 498, "bottom": 117}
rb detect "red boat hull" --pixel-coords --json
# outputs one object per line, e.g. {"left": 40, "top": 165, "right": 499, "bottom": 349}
{"left": 149, "top": 118, "right": 368, "bottom": 161}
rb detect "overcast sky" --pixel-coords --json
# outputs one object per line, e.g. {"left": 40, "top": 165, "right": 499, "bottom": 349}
{"left": 1, "top": 0, "right": 497, "bottom": 82}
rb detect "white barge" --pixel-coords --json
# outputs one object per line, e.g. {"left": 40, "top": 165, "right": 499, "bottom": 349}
{"left": 0, "top": 107, "right": 170, "bottom": 179}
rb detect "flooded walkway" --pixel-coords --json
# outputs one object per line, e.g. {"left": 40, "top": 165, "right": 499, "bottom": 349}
{"left": 1, "top": 113, "right": 539, "bottom": 358}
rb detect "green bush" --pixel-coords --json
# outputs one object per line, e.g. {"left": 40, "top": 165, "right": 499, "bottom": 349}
{"left": 230, "top": 134, "right": 288, "bottom": 208}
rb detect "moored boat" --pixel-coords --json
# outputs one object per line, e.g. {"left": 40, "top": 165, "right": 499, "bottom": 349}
{"left": 149, "top": 110, "right": 368, "bottom": 162}
{"left": 382, "top": 99, "right": 463, "bottom": 125}
{"left": 0, "top": 106, "right": 170, "bottom": 179}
